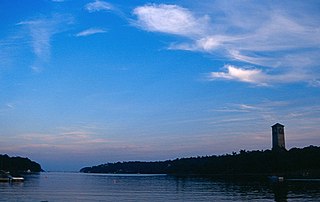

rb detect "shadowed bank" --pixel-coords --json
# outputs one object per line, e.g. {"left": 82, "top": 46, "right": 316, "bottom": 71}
{"left": 81, "top": 124, "right": 320, "bottom": 179}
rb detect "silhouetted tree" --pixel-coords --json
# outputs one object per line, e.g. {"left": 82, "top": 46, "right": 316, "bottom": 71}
{"left": 80, "top": 145, "right": 320, "bottom": 178}
{"left": 0, "top": 154, "right": 42, "bottom": 172}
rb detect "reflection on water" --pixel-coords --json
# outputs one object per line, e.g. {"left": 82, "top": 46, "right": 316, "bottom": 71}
{"left": 0, "top": 172, "right": 319, "bottom": 201}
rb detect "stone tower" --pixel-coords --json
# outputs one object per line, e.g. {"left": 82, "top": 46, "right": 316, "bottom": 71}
{"left": 272, "top": 123, "right": 285, "bottom": 150}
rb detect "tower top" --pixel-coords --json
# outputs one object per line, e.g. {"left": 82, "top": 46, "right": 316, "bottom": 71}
{"left": 271, "top": 123, "right": 286, "bottom": 150}
{"left": 272, "top": 123, "right": 284, "bottom": 128}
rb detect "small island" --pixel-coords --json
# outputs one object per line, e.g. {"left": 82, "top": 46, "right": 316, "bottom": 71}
{"left": 0, "top": 154, "right": 42, "bottom": 173}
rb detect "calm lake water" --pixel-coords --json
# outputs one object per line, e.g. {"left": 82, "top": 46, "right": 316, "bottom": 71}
{"left": 0, "top": 172, "right": 319, "bottom": 201}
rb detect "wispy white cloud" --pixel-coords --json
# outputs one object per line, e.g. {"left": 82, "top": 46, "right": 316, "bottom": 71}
{"left": 0, "top": 103, "right": 16, "bottom": 114}
{"left": 6, "top": 103, "right": 15, "bottom": 109}
{"left": 237, "top": 104, "right": 259, "bottom": 111}
{"left": 17, "top": 20, "right": 52, "bottom": 62}
{"left": 209, "top": 100, "right": 320, "bottom": 145}
{"left": 17, "top": 15, "right": 73, "bottom": 72}
{"left": 133, "top": 2, "right": 320, "bottom": 86}
{"left": 209, "top": 65, "right": 268, "bottom": 85}
{"left": 75, "top": 28, "right": 107, "bottom": 37}
{"left": 85, "top": 0, "right": 113, "bottom": 12}
{"left": 209, "top": 64, "right": 311, "bottom": 86}
{"left": 133, "top": 4, "right": 209, "bottom": 37}
{"left": 1, "top": 128, "right": 111, "bottom": 154}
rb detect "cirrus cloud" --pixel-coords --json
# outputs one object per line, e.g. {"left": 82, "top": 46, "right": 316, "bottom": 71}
{"left": 209, "top": 64, "right": 309, "bottom": 86}
{"left": 85, "top": 0, "right": 113, "bottom": 12}
{"left": 75, "top": 28, "right": 107, "bottom": 37}
{"left": 133, "top": 4, "right": 209, "bottom": 37}
{"left": 209, "top": 65, "right": 268, "bottom": 85}
{"left": 133, "top": 2, "right": 320, "bottom": 86}
{"left": 17, "top": 15, "right": 73, "bottom": 72}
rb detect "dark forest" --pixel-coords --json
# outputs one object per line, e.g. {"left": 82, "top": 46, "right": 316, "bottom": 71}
{"left": 0, "top": 154, "right": 42, "bottom": 172}
{"left": 81, "top": 145, "right": 320, "bottom": 178}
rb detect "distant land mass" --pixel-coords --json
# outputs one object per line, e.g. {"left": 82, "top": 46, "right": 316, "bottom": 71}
{"left": 0, "top": 154, "right": 42, "bottom": 172}
{"left": 80, "top": 146, "right": 320, "bottom": 178}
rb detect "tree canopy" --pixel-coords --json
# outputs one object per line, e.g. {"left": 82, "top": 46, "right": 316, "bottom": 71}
{"left": 0, "top": 154, "right": 42, "bottom": 172}
{"left": 80, "top": 146, "right": 320, "bottom": 178}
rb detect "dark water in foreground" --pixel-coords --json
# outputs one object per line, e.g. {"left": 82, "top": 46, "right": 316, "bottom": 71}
{"left": 0, "top": 172, "right": 319, "bottom": 201}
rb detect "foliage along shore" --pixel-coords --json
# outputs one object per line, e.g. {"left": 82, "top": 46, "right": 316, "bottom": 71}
{"left": 0, "top": 154, "right": 42, "bottom": 172}
{"left": 80, "top": 145, "right": 320, "bottom": 178}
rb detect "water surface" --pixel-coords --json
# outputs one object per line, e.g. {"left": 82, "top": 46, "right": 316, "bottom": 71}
{"left": 0, "top": 172, "right": 319, "bottom": 201}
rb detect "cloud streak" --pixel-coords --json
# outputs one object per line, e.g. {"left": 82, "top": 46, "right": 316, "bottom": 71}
{"left": 208, "top": 64, "right": 309, "bottom": 86}
{"left": 209, "top": 65, "right": 268, "bottom": 85}
{"left": 133, "top": 2, "right": 320, "bottom": 86}
{"left": 133, "top": 4, "right": 209, "bottom": 37}
{"left": 75, "top": 28, "right": 107, "bottom": 37}
{"left": 17, "top": 20, "right": 52, "bottom": 63}
{"left": 1, "top": 129, "right": 111, "bottom": 155}
{"left": 85, "top": 0, "right": 113, "bottom": 12}
{"left": 17, "top": 15, "right": 72, "bottom": 72}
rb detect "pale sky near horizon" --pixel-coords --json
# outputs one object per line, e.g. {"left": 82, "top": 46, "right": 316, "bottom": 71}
{"left": 1, "top": 0, "right": 320, "bottom": 171}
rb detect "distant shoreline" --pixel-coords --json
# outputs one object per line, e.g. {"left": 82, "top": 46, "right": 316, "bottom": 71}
{"left": 80, "top": 145, "right": 320, "bottom": 179}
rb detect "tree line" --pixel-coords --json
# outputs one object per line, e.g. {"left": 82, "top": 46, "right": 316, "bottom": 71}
{"left": 80, "top": 145, "right": 320, "bottom": 178}
{"left": 0, "top": 154, "right": 42, "bottom": 172}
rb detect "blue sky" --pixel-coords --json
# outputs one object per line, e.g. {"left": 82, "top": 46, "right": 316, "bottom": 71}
{"left": 1, "top": 0, "right": 320, "bottom": 171}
